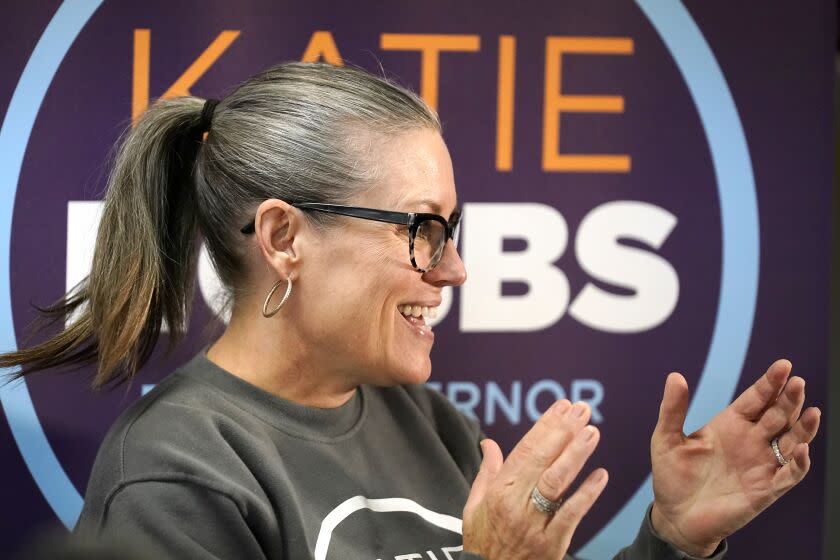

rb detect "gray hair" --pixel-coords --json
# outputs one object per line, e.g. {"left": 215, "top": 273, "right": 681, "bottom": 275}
{"left": 0, "top": 61, "right": 441, "bottom": 388}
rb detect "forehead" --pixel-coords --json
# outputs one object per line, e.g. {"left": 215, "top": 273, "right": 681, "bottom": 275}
{"left": 362, "top": 128, "right": 458, "bottom": 213}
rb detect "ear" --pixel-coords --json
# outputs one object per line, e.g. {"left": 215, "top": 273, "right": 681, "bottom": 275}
{"left": 254, "top": 199, "right": 304, "bottom": 279}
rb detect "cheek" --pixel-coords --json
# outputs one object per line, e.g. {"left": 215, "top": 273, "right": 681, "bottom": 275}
{"left": 353, "top": 265, "right": 414, "bottom": 351}
{"left": 305, "top": 229, "right": 413, "bottom": 342}
{"left": 310, "top": 263, "right": 397, "bottom": 332}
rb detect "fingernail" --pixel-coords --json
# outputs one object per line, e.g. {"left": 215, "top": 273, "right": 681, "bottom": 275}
{"left": 583, "top": 425, "right": 596, "bottom": 441}
{"left": 554, "top": 400, "right": 571, "bottom": 415}
{"left": 573, "top": 402, "right": 587, "bottom": 417}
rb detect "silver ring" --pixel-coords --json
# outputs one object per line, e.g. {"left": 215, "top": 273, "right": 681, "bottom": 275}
{"left": 531, "top": 486, "right": 563, "bottom": 514}
{"left": 771, "top": 436, "right": 790, "bottom": 467}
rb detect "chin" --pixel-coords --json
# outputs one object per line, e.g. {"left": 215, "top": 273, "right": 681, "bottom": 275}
{"left": 387, "top": 356, "right": 432, "bottom": 386}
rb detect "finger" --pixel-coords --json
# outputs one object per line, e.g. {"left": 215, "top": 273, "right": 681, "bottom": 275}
{"left": 654, "top": 373, "right": 689, "bottom": 445}
{"left": 547, "top": 468, "right": 609, "bottom": 536}
{"left": 730, "top": 359, "right": 791, "bottom": 419}
{"left": 785, "top": 377, "right": 807, "bottom": 427}
{"left": 464, "top": 439, "right": 504, "bottom": 516}
{"left": 773, "top": 442, "right": 810, "bottom": 495}
{"left": 534, "top": 425, "right": 600, "bottom": 505}
{"left": 503, "top": 400, "right": 591, "bottom": 479}
{"left": 756, "top": 376, "right": 805, "bottom": 437}
{"left": 777, "top": 407, "right": 821, "bottom": 457}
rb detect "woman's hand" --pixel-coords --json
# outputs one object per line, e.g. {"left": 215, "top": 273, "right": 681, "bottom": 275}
{"left": 462, "top": 400, "right": 608, "bottom": 559}
{"left": 650, "top": 359, "right": 821, "bottom": 556}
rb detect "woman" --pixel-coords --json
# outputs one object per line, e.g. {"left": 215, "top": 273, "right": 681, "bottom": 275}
{"left": 1, "top": 61, "right": 820, "bottom": 559}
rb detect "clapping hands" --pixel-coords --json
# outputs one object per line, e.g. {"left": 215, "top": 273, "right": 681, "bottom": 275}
{"left": 461, "top": 359, "right": 820, "bottom": 560}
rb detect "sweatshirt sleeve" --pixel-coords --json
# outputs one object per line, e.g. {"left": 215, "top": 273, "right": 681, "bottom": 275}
{"left": 89, "top": 479, "right": 273, "bottom": 560}
{"left": 610, "top": 502, "right": 728, "bottom": 560}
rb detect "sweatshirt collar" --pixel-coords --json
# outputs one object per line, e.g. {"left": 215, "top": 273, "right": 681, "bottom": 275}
{"left": 178, "top": 344, "right": 367, "bottom": 442}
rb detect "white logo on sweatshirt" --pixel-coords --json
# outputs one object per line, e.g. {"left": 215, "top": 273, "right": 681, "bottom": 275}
{"left": 314, "top": 496, "right": 463, "bottom": 560}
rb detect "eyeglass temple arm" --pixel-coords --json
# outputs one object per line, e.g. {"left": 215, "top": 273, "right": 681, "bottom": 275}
{"left": 295, "top": 203, "right": 410, "bottom": 225}
{"left": 240, "top": 203, "right": 413, "bottom": 234}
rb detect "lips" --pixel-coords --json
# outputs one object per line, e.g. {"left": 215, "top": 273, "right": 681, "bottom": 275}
{"left": 397, "top": 306, "right": 435, "bottom": 340}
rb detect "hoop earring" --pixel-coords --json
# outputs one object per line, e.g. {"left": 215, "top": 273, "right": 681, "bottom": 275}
{"left": 262, "top": 277, "right": 293, "bottom": 318}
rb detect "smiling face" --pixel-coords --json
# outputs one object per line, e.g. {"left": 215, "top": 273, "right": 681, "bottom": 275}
{"left": 292, "top": 128, "right": 466, "bottom": 387}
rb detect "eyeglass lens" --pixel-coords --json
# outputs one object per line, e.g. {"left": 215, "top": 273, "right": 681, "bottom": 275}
{"left": 413, "top": 218, "right": 451, "bottom": 271}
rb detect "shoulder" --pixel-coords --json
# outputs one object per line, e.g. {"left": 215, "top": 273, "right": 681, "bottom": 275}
{"left": 84, "top": 366, "right": 271, "bottom": 505}
{"left": 75, "top": 473, "right": 278, "bottom": 557}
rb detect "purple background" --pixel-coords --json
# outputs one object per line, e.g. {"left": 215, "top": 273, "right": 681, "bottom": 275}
{"left": 0, "top": 1, "right": 834, "bottom": 558}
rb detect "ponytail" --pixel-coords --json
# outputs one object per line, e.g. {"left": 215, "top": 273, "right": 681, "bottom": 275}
{"left": 0, "top": 96, "right": 207, "bottom": 388}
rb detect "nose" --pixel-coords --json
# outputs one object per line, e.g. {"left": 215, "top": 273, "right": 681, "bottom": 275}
{"left": 423, "top": 239, "right": 467, "bottom": 286}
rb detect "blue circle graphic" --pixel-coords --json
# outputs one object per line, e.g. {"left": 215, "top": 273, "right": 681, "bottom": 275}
{"left": 579, "top": 0, "right": 759, "bottom": 556}
{"left": 0, "top": 0, "right": 758, "bottom": 554}
{"left": 0, "top": 0, "right": 103, "bottom": 528}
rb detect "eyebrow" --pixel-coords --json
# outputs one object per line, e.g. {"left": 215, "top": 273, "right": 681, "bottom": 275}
{"left": 411, "top": 198, "right": 459, "bottom": 216}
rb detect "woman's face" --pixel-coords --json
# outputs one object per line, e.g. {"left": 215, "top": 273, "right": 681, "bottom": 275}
{"left": 294, "top": 128, "right": 466, "bottom": 387}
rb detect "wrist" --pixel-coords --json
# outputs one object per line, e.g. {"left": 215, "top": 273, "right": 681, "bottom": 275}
{"left": 650, "top": 502, "right": 721, "bottom": 558}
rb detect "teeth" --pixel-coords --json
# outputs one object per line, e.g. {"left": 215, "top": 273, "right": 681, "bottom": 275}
{"left": 398, "top": 304, "right": 439, "bottom": 319}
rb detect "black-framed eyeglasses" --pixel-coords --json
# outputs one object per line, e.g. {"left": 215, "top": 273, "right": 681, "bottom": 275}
{"left": 240, "top": 202, "right": 461, "bottom": 273}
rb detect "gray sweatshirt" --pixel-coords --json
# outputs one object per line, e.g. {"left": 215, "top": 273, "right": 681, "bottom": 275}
{"left": 74, "top": 347, "right": 727, "bottom": 560}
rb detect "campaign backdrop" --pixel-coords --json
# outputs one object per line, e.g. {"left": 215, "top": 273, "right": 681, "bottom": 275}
{"left": 0, "top": 1, "right": 834, "bottom": 558}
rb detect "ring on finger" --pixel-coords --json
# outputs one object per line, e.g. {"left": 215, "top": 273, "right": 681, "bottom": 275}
{"left": 771, "top": 436, "right": 790, "bottom": 467}
{"left": 531, "top": 486, "right": 563, "bottom": 514}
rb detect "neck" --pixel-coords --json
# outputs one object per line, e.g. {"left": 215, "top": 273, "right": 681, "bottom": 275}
{"left": 205, "top": 302, "right": 358, "bottom": 409}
